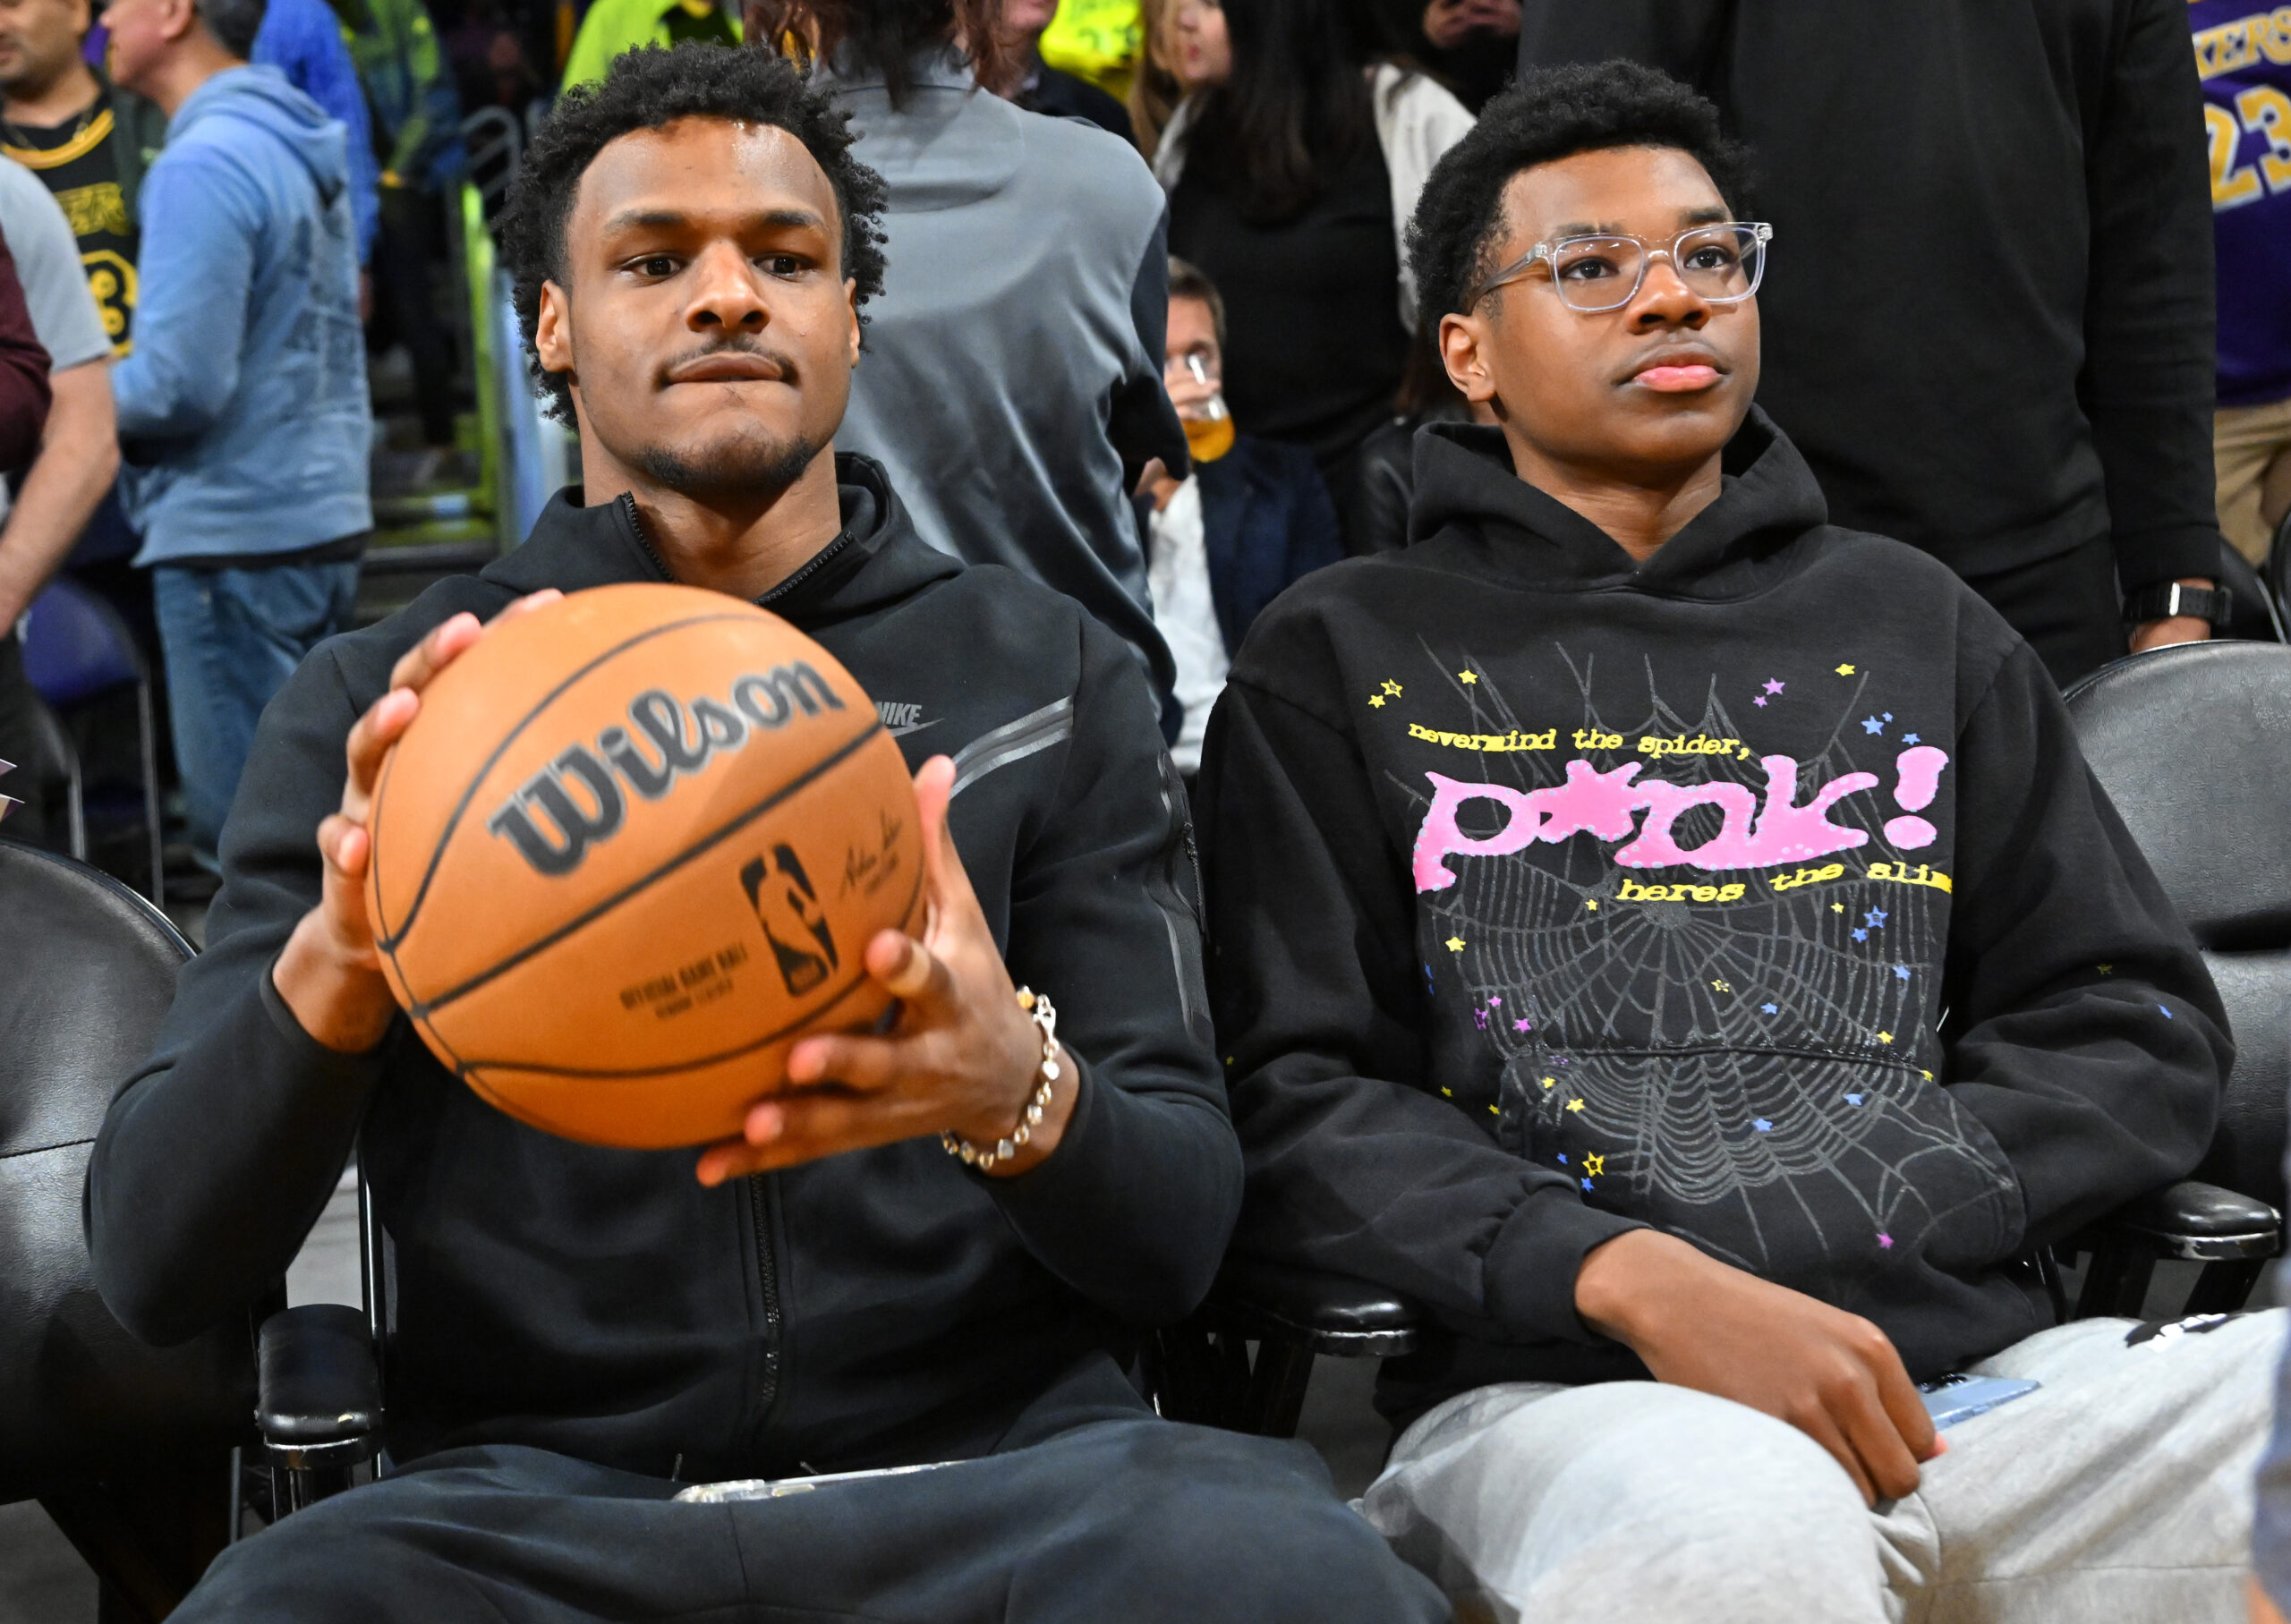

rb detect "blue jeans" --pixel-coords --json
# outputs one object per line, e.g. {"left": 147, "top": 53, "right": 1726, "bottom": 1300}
{"left": 153, "top": 559, "right": 359, "bottom": 866}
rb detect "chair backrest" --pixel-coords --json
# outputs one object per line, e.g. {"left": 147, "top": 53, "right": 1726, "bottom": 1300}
{"left": 2267, "top": 509, "right": 2291, "bottom": 634}
{"left": 0, "top": 840, "right": 252, "bottom": 1499}
{"left": 10, "top": 684, "right": 77, "bottom": 792}
{"left": 21, "top": 576, "right": 142, "bottom": 708}
{"left": 2217, "top": 540, "right": 2286, "bottom": 642}
{"left": 2064, "top": 642, "right": 2291, "bottom": 1211}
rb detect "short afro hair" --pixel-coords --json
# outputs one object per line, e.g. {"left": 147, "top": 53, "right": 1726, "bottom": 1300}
{"left": 498, "top": 43, "right": 890, "bottom": 423}
{"left": 1406, "top": 60, "right": 1752, "bottom": 327}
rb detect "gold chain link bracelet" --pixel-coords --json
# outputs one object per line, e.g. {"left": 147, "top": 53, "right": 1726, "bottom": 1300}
{"left": 941, "top": 988, "right": 1060, "bottom": 1169}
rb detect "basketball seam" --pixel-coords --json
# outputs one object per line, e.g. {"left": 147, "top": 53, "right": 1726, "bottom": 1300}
{"left": 378, "top": 610, "right": 765, "bottom": 951}
{"left": 372, "top": 730, "right": 423, "bottom": 1059}
{"left": 369, "top": 712, "right": 400, "bottom": 954}
{"left": 449, "top": 859, "right": 921, "bottom": 1080}
{"left": 406, "top": 718, "right": 890, "bottom": 1020}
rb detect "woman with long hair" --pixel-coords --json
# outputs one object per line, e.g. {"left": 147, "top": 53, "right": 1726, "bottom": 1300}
{"left": 1154, "top": 0, "right": 1469, "bottom": 504}
{"left": 1127, "top": 0, "right": 1182, "bottom": 155}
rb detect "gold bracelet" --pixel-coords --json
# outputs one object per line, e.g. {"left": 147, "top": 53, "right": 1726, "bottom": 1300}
{"left": 941, "top": 988, "right": 1060, "bottom": 1169}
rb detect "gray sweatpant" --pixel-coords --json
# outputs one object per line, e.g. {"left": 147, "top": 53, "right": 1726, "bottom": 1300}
{"left": 1364, "top": 1310, "right": 2281, "bottom": 1624}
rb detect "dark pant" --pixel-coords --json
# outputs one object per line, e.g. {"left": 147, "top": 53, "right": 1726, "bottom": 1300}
{"left": 152, "top": 557, "right": 359, "bottom": 867}
{"left": 373, "top": 186, "right": 456, "bottom": 448}
{"left": 1961, "top": 535, "right": 2127, "bottom": 691}
{"left": 176, "top": 1361, "right": 1447, "bottom": 1623}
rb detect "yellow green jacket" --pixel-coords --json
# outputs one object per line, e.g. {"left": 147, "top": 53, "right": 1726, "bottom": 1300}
{"left": 1039, "top": 0, "right": 1137, "bottom": 98}
{"left": 561, "top": 0, "right": 743, "bottom": 90}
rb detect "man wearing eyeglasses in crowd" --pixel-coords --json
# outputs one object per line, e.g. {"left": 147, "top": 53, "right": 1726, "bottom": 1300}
{"left": 1197, "top": 63, "right": 2276, "bottom": 1623}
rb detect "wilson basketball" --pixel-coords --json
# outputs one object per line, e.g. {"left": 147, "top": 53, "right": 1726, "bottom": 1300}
{"left": 363, "top": 582, "right": 924, "bottom": 1149}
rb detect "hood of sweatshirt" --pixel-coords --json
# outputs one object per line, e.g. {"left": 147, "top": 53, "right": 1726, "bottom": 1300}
{"left": 168, "top": 64, "right": 349, "bottom": 206}
{"left": 1404, "top": 406, "right": 1832, "bottom": 598}
{"left": 822, "top": 48, "right": 1022, "bottom": 211}
{"left": 487, "top": 453, "right": 965, "bottom": 629}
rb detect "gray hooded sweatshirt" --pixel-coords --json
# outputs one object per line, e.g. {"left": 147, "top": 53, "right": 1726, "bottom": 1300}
{"left": 827, "top": 50, "right": 1185, "bottom": 701}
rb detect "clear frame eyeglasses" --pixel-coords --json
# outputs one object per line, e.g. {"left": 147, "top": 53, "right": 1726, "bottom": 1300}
{"left": 1471, "top": 221, "right": 1775, "bottom": 313}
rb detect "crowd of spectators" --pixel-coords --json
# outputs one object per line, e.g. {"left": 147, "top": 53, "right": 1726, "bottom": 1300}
{"left": 4, "top": 0, "right": 2291, "bottom": 1616}
{"left": 0, "top": 0, "right": 2278, "bottom": 879}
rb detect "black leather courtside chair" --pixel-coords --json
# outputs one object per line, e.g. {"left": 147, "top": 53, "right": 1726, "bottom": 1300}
{"left": 2060, "top": 641, "right": 2291, "bottom": 1314}
{"left": 2266, "top": 513, "right": 2291, "bottom": 635}
{"left": 1165, "top": 643, "right": 2288, "bottom": 1438}
{"left": 0, "top": 840, "right": 261, "bottom": 1620}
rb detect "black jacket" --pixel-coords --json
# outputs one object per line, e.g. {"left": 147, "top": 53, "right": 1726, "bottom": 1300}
{"left": 1520, "top": 0, "right": 2219, "bottom": 594}
{"left": 1198, "top": 413, "right": 2228, "bottom": 1424}
{"left": 1016, "top": 64, "right": 1137, "bottom": 145}
{"left": 87, "top": 457, "right": 1237, "bottom": 1477}
{"left": 1141, "top": 435, "right": 1344, "bottom": 650}
{"left": 105, "top": 72, "right": 171, "bottom": 229}
{"left": 1197, "top": 438, "right": 1342, "bottom": 650}
{"left": 1348, "top": 409, "right": 1473, "bottom": 558}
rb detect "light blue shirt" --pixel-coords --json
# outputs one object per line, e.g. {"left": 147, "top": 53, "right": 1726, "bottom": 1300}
{"left": 112, "top": 67, "right": 372, "bottom": 564}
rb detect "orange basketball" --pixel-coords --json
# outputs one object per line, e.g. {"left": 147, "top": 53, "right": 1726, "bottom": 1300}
{"left": 364, "top": 582, "right": 924, "bottom": 1148}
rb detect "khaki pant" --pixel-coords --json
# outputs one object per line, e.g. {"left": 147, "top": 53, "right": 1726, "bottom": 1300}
{"left": 2218, "top": 396, "right": 2291, "bottom": 565}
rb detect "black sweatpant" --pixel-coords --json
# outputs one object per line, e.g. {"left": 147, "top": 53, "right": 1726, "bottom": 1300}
{"left": 1961, "top": 532, "right": 2127, "bottom": 691}
{"left": 176, "top": 1358, "right": 1447, "bottom": 1622}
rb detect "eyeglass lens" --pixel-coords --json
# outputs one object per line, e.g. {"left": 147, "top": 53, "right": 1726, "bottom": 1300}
{"left": 1551, "top": 226, "right": 1766, "bottom": 312}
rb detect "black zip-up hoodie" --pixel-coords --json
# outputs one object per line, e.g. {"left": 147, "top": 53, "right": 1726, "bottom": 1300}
{"left": 1197, "top": 414, "right": 2229, "bottom": 1424}
{"left": 87, "top": 455, "right": 1236, "bottom": 1476}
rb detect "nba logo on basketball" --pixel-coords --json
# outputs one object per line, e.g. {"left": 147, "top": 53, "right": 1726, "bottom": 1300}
{"left": 739, "top": 845, "right": 839, "bottom": 995}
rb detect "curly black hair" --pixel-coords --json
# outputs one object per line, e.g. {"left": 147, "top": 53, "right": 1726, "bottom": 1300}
{"left": 1405, "top": 61, "right": 1753, "bottom": 328}
{"left": 497, "top": 43, "right": 890, "bottom": 423}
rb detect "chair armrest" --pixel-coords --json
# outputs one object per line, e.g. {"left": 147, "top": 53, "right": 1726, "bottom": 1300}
{"left": 1201, "top": 1254, "right": 1424, "bottom": 1359}
{"left": 257, "top": 1305, "right": 382, "bottom": 1453}
{"left": 2082, "top": 1180, "right": 2282, "bottom": 1263}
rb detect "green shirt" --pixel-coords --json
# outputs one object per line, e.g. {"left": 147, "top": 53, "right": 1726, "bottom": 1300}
{"left": 560, "top": 0, "right": 743, "bottom": 89}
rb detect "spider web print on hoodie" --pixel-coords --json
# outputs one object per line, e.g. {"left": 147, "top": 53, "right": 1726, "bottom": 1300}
{"left": 1408, "top": 643, "right": 1996, "bottom": 1299}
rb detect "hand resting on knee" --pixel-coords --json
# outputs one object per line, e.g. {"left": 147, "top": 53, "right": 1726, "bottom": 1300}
{"left": 1575, "top": 1229, "right": 1944, "bottom": 1505}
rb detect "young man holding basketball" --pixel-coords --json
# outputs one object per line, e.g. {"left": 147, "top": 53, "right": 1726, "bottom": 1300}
{"left": 1197, "top": 64, "right": 2276, "bottom": 1622}
{"left": 84, "top": 43, "right": 1445, "bottom": 1624}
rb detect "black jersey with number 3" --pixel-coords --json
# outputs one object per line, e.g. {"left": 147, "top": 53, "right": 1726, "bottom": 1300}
{"left": 2, "top": 91, "right": 141, "bottom": 355}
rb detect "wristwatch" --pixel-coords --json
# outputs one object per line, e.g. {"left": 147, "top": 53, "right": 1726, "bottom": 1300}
{"left": 2122, "top": 581, "right": 2234, "bottom": 629}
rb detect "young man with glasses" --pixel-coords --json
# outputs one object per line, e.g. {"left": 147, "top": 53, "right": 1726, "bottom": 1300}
{"left": 1198, "top": 63, "right": 2275, "bottom": 1622}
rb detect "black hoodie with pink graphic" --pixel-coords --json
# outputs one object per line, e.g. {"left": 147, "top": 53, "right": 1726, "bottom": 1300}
{"left": 1197, "top": 412, "right": 2229, "bottom": 1422}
